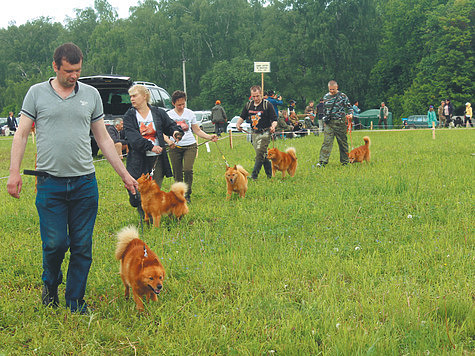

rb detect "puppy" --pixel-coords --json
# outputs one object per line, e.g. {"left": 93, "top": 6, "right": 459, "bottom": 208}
{"left": 225, "top": 165, "right": 249, "bottom": 199}
{"left": 137, "top": 173, "right": 189, "bottom": 227}
{"left": 348, "top": 136, "right": 371, "bottom": 163}
{"left": 115, "top": 226, "right": 165, "bottom": 311}
{"left": 267, "top": 147, "right": 297, "bottom": 178}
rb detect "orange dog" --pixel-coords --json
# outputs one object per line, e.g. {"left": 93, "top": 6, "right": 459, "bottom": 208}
{"left": 348, "top": 136, "right": 371, "bottom": 163}
{"left": 225, "top": 165, "right": 249, "bottom": 199}
{"left": 267, "top": 147, "right": 297, "bottom": 178}
{"left": 137, "top": 173, "right": 188, "bottom": 227}
{"left": 115, "top": 226, "right": 165, "bottom": 311}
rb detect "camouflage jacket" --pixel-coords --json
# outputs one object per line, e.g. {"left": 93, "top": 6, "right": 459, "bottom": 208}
{"left": 323, "top": 91, "right": 353, "bottom": 120}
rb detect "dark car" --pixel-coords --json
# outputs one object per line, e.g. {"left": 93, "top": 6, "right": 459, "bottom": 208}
{"left": 406, "top": 114, "right": 438, "bottom": 128}
{"left": 78, "top": 75, "right": 173, "bottom": 156}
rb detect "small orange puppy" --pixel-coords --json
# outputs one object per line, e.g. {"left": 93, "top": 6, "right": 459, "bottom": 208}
{"left": 225, "top": 165, "right": 249, "bottom": 199}
{"left": 348, "top": 136, "right": 371, "bottom": 163}
{"left": 267, "top": 147, "right": 297, "bottom": 178}
{"left": 137, "top": 173, "right": 188, "bottom": 227}
{"left": 115, "top": 226, "right": 165, "bottom": 311}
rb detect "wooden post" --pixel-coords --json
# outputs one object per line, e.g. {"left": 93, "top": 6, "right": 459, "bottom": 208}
{"left": 195, "top": 134, "right": 199, "bottom": 157}
{"left": 432, "top": 121, "right": 436, "bottom": 139}
{"left": 370, "top": 121, "right": 373, "bottom": 130}
{"left": 261, "top": 73, "right": 264, "bottom": 95}
{"left": 229, "top": 130, "right": 233, "bottom": 149}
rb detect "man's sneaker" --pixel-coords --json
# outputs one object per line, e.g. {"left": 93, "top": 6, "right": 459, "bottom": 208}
{"left": 316, "top": 162, "right": 326, "bottom": 168}
{"left": 42, "top": 284, "right": 59, "bottom": 308}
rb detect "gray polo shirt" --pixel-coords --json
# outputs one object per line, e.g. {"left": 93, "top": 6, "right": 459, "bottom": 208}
{"left": 21, "top": 79, "right": 103, "bottom": 177}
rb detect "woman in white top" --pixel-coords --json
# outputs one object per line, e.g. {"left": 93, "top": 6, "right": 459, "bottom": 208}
{"left": 165, "top": 90, "right": 218, "bottom": 202}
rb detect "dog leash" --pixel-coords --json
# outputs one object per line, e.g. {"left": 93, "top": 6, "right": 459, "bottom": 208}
{"left": 214, "top": 141, "right": 230, "bottom": 167}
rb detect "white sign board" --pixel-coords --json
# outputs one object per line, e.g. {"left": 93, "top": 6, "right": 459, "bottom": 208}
{"left": 254, "top": 62, "right": 271, "bottom": 73}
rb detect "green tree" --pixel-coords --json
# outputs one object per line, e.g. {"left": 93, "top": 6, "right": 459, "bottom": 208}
{"left": 402, "top": 0, "right": 474, "bottom": 116}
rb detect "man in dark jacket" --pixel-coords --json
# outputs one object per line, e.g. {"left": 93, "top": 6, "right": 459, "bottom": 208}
{"left": 443, "top": 99, "right": 454, "bottom": 127}
{"left": 106, "top": 119, "right": 128, "bottom": 158}
{"left": 211, "top": 100, "right": 228, "bottom": 136}
{"left": 7, "top": 112, "right": 18, "bottom": 132}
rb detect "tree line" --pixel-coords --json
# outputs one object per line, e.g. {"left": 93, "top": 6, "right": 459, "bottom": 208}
{"left": 0, "top": 0, "right": 473, "bottom": 122}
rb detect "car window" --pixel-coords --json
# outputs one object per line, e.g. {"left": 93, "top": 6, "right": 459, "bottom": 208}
{"left": 149, "top": 88, "right": 164, "bottom": 108}
{"left": 158, "top": 88, "right": 173, "bottom": 109}
{"left": 101, "top": 89, "right": 131, "bottom": 115}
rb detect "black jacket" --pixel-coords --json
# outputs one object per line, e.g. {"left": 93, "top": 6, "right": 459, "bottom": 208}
{"left": 123, "top": 105, "right": 183, "bottom": 179}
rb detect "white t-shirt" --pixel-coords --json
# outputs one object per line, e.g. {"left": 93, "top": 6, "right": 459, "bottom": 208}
{"left": 167, "top": 108, "right": 197, "bottom": 146}
{"left": 136, "top": 110, "right": 158, "bottom": 156}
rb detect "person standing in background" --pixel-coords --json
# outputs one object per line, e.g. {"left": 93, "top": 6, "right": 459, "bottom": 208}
{"left": 378, "top": 102, "right": 389, "bottom": 129}
{"left": 437, "top": 100, "right": 445, "bottom": 128}
{"left": 427, "top": 105, "right": 437, "bottom": 127}
{"left": 464, "top": 102, "right": 472, "bottom": 127}
{"left": 211, "top": 100, "right": 228, "bottom": 136}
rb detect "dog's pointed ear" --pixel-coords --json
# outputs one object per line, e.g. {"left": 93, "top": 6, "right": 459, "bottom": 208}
{"left": 233, "top": 165, "right": 237, "bottom": 169}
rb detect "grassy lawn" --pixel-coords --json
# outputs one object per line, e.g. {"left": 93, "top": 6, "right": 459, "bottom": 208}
{"left": 0, "top": 129, "right": 473, "bottom": 355}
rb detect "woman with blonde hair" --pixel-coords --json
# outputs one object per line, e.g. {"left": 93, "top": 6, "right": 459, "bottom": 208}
{"left": 123, "top": 84, "right": 183, "bottom": 214}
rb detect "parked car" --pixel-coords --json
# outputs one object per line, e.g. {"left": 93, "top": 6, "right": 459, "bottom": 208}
{"left": 199, "top": 117, "right": 216, "bottom": 134}
{"left": 226, "top": 116, "right": 251, "bottom": 133}
{"left": 193, "top": 110, "right": 211, "bottom": 125}
{"left": 406, "top": 114, "right": 438, "bottom": 128}
{"left": 78, "top": 75, "right": 173, "bottom": 155}
{"left": 0, "top": 117, "right": 8, "bottom": 135}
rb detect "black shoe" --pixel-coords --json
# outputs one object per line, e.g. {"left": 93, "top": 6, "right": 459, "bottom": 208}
{"left": 42, "top": 284, "right": 59, "bottom": 308}
{"left": 185, "top": 195, "right": 191, "bottom": 203}
{"left": 316, "top": 162, "right": 326, "bottom": 168}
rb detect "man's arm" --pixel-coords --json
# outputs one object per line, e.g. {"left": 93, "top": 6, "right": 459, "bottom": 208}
{"left": 7, "top": 114, "right": 34, "bottom": 198}
{"left": 236, "top": 117, "right": 245, "bottom": 131}
{"left": 91, "top": 119, "right": 138, "bottom": 194}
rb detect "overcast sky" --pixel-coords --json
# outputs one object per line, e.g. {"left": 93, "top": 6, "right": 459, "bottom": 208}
{"left": 1, "top": 0, "right": 141, "bottom": 29}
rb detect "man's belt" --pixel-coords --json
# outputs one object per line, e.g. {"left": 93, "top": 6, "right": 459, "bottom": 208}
{"left": 23, "top": 170, "right": 50, "bottom": 177}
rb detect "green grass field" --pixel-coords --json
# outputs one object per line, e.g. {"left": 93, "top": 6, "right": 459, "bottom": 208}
{"left": 0, "top": 129, "right": 473, "bottom": 355}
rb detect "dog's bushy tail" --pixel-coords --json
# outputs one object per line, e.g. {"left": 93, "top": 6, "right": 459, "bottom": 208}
{"left": 115, "top": 226, "right": 139, "bottom": 260}
{"left": 170, "top": 182, "right": 188, "bottom": 202}
{"left": 363, "top": 136, "right": 371, "bottom": 147}
{"left": 236, "top": 165, "right": 249, "bottom": 177}
{"left": 285, "top": 147, "right": 297, "bottom": 159}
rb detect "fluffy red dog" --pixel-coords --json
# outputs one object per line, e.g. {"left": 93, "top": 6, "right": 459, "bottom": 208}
{"left": 348, "top": 136, "right": 371, "bottom": 163}
{"left": 115, "top": 226, "right": 165, "bottom": 311}
{"left": 267, "top": 147, "right": 298, "bottom": 178}
{"left": 225, "top": 165, "right": 249, "bottom": 199}
{"left": 137, "top": 173, "right": 188, "bottom": 227}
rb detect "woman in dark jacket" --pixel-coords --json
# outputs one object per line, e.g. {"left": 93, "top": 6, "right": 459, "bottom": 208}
{"left": 123, "top": 84, "right": 183, "bottom": 211}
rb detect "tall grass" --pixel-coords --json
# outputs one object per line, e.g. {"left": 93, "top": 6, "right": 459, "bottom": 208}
{"left": 0, "top": 129, "right": 473, "bottom": 355}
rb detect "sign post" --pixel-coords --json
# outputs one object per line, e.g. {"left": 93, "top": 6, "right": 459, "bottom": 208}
{"left": 254, "top": 62, "right": 271, "bottom": 94}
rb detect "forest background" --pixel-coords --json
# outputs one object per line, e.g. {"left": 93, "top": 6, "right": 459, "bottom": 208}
{"left": 0, "top": 0, "right": 473, "bottom": 122}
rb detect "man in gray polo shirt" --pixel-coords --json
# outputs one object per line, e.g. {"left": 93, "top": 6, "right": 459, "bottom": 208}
{"left": 7, "top": 43, "right": 138, "bottom": 314}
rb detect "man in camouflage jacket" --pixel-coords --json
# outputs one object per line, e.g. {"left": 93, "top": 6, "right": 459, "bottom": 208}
{"left": 317, "top": 80, "right": 353, "bottom": 167}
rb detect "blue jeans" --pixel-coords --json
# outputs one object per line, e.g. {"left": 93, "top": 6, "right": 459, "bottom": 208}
{"left": 35, "top": 172, "right": 98, "bottom": 311}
